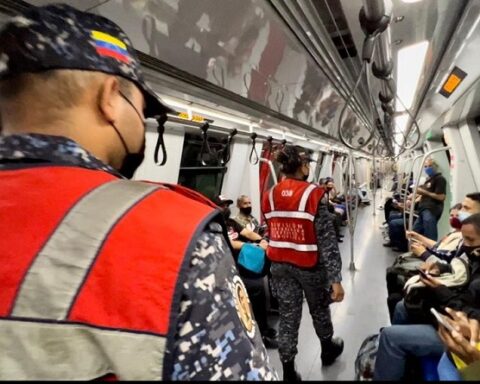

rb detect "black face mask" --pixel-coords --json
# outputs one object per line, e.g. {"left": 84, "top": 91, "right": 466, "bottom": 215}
{"left": 462, "top": 245, "right": 480, "bottom": 259}
{"left": 110, "top": 91, "right": 147, "bottom": 179}
{"left": 240, "top": 207, "right": 252, "bottom": 216}
{"left": 223, "top": 208, "right": 231, "bottom": 220}
{"left": 118, "top": 139, "right": 146, "bottom": 179}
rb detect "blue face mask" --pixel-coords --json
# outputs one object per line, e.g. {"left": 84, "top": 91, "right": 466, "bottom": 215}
{"left": 424, "top": 166, "right": 436, "bottom": 178}
{"left": 458, "top": 210, "right": 472, "bottom": 223}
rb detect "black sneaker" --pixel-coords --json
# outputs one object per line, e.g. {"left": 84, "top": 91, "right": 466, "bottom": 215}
{"left": 321, "top": 337, "right": 344, "bottom": 366}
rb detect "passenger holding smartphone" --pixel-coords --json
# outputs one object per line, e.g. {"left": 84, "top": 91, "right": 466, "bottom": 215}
{"left": 436, "top": 308, "right": 480, "bottom": 380}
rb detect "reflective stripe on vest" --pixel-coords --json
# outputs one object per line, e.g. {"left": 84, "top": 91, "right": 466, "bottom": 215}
{"left": 11, "top": 180, "right": 159, "bottom": 320}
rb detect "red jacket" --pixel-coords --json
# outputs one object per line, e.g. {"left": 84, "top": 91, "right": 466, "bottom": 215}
{"left": 0, "top": 166, "right": 218, "bottom": 380}
{"left": 262, "top": 178, "right": 325, "bottom": 268}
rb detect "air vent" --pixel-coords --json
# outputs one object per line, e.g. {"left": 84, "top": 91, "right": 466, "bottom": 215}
{"left": 312, "top": 0, "right": 358, "bottom": 59}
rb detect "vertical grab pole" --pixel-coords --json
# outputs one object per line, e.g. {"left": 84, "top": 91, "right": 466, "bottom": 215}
{"left": 372, "top": 143, "right": 377, "bottom": 217}
{"left": 407, "top": 146, "right": 451, "bottom": 235}
{"left": 346, "top": 151, "right": 359, "bottom": 271}
{"left": 402, "top": 153, "right": 424, "bottom": 232}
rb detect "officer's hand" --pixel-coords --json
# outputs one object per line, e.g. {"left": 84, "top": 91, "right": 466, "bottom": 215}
{"left": 331, "top": 283, "right": 344, "bottom": 303}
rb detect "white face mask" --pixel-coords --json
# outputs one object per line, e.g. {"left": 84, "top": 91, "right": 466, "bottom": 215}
{"left": 458, "top": 210, "right": 472, "bottom": 223}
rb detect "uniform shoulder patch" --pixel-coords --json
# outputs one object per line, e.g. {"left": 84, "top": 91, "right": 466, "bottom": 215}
{"left": 230, "top": 275, "right": 256, "bottom": 338}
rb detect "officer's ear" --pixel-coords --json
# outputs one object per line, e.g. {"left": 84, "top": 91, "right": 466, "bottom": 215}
{"left": 97, "top": 76, "right": 122, "bottom": 124}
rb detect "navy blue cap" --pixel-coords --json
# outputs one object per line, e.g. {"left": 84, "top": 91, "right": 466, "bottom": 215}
{"left": 0, "top": 3, "right": 172, "bottom": 118}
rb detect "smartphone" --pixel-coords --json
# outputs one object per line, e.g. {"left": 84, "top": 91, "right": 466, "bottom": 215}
{"left": 416, "top": 267, "right": 431, "bottom": 279}
{"left": 430, "top": 308, "right": 455, "bottom": 333}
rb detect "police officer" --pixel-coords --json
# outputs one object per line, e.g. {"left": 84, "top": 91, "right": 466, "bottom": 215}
{"left": 0, "top": 4, "right": 276, "bottom": 381}
{"left": 262, "top": 145, "right": 345, "bottom": 381}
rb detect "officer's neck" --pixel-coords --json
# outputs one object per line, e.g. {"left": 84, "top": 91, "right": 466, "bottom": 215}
{"left": 3, "top": 111, "right": 117, "bottom": 168}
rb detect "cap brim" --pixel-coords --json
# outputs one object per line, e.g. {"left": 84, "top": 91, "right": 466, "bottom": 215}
{"left": 216, "top": 199, "right": 233, "bottom": 206}
{"left": 141, "top": 82, "right": 175, "bottom": 118}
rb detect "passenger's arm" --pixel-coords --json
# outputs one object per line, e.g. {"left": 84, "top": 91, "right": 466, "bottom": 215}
{"left": 406, "top": 230, "right": 437, "bottom": 248}
{"left": 314, "top": 196, "right": 343, "bottom": 301}
{"left": 417, "top": 187, "right": 446, "bottom": 202}
{"left": 418, "top": 177, "right": 447, "bottom": 202}
{"left": 239, "top": 227, "right": 262, "bottom": 242}
{"left": 169, "top": 225, "right": 277, "bottom": 381}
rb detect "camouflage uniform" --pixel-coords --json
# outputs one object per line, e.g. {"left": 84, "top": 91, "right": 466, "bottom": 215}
{"left": 0, "top": 134, "right": 278, "bottom": 381}
{"left": 233, "top": 213, "right": 260, "bottom": 232}
{"left": 270, "top": 195, "right": 342, "bottom": 363}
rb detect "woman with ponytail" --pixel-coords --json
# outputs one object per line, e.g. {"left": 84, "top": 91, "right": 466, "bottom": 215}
{"left": 262, "top": 145, "right": 345, "bottom": 381}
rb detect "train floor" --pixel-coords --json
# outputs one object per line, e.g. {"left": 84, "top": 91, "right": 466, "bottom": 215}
{"left": 267, "top": 191, "right": 397, "bottom": 380}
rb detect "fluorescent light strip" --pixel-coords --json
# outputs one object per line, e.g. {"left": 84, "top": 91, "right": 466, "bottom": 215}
{"left": 396, "top": 41, "right": 429, "bottom": 112}
{"left": 162, "top": 97, "right": 258, "bottom": 128}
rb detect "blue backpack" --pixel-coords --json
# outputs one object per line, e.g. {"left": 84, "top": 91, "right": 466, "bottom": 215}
{"left": 238, "top": 243, "right": 266, "bottom": 275}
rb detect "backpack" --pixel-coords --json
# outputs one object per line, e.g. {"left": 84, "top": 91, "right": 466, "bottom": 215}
{"left": 238, "top": 243, "right": 266, "bottom": 275}
{"left": 386, "top": 252, "right": 424, "bottom": 297}
{"left": 354, "top": 333, "right": 380, "bottom": 381}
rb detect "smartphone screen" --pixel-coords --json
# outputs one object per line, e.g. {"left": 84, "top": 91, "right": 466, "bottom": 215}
{"left": 430, "top": 308, "right": 455, "bottom": 333}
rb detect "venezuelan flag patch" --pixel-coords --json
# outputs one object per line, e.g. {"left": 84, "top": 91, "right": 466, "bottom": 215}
{"left": 91, "top": 30, "right": 130, "bottom": 64}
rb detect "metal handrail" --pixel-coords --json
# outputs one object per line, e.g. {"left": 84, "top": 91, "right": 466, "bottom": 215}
{"left": 259, "top": 158, "right": 278, "bottom": 185}
{"left": 372, "top": 145, "right": 376, "bottom": 217}
{"left": 407, "top": 146, "right": 451, "bottom": 234}
{"left": 403, "top": 153, "right": 424, "bottom": 231}
{"left": 345, "top": 151, "right": 360, "bottom": 271}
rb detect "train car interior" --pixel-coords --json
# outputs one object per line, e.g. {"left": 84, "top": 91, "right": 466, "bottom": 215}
{"left": 1, "top": 0, "right": 480, "bottom": 381}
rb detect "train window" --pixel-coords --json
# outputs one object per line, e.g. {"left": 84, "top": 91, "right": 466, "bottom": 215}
{"left": 178, "top": 132, "right": 227, "bottom": 200}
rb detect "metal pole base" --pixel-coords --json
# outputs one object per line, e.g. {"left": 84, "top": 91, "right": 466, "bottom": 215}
{"left": 349, "top": 262, "right": 357, "bottom": 271}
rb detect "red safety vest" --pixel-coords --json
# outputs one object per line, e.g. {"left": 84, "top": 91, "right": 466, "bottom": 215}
{"left": 261, "top": 179, "right": 325, "bottom": 268}
{"left": 0, "top": 166, "right": 219, "bottom": 380}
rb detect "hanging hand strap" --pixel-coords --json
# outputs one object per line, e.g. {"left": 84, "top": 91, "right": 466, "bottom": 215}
{"left": 221, "top": 129, "right": 238, "bottom": 165}
{"left": 249, "top": 132, "right": 259, "bottom": 165}
{"left": 263, "top": 136, "right": 274, "bottom": 160}
{"left": 200, "top": 123, "right": 212, "bottom": 166}
{"left": 154, "top": 115, "right": 168, "bottom": 166}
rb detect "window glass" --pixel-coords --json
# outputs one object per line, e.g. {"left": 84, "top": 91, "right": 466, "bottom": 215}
{"left": 178, "top": 131, "right": 227, "bottom": 199}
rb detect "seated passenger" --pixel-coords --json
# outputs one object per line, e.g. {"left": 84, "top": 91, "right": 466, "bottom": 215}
{"left": 384, "top": 196, "right": 416, "bottom": 251}
{"left": 233, "top": 194, "right": 261, "bottom": 233}
{"left": 374, "top": 213, "right": 480, "bottom": 381}
{"left": 407, "top": 202, "right": 464, "bottom": 262}
{"left": 319, "top": 178, "right": 344, "bottom": 242}
{"left": 386, "top": 203, "right": 465, "bottom": 321}
{"left": 436, "top": 309, "right": 480, "bottom": 381}
{"left": 214, "top": 195, "right": 279, "bottom": 349}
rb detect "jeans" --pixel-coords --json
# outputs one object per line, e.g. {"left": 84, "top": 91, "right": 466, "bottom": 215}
{"left": 392, "top": 300, "right": 410, "bottom": 325}
{"left": 388, "top": 218, "right": 408, "bottom": 251}
{"left": 373, "top": 301, "right": 445, "bottom": 380}
{"left": 413, "top": 209, "right": 439, "bottom": 241}
{"left": 438, "top": 352, "right": 462, "bottom": 381}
